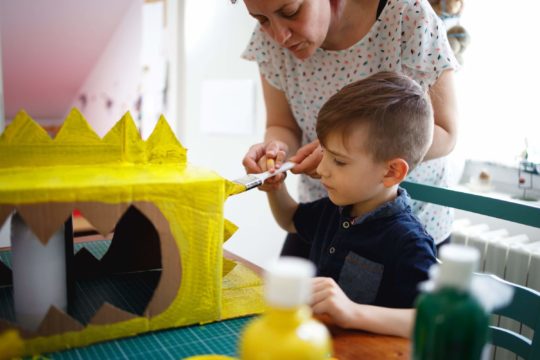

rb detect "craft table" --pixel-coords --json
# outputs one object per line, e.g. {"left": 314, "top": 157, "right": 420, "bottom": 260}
{"left": 0, "top": 240, "right": 410, "bottom": 359}
{"left": 44, "top": 316, "right": 410, "bottom": 360}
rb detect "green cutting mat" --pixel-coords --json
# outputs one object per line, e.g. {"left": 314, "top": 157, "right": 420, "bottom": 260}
{"left": 0, "top": 241, "right": 253, "bottom": 359}
{"left": 48, "top": 316, "right": 251, "bottom": 360}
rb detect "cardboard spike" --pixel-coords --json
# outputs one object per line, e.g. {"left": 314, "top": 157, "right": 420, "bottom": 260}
{"left": 146, "top": 115, "right": 187, "bottom": 165}
{"left": 102, "top": 112, "right": 146, "bottom": 163}
{"left": 89, "top": 303, "right": 137, "bottom": 325}
{"left": 103, "top": 112, "right": 141, "bottom": 142}
{"left": 54, "top": 108, "right": 101, "bottom": 144}
{"left": 15, "top": 204, "right": 73, "bottom": 245}
{"left": 0, "top": 110, "right": 52, "bottom": 145}
{"left": 36, "top": 306, "right": 84, "bottom": 337}
{"left": 223, "top": 219, "right": 238, "bottom": 243}
{"left": 75, "top": 203, "right": 129, "bottom": 237}
{"left": 0, "top": 205, "right": 14, "bottom": 229}
{"left": 222, "top": 258, "right": 237, "bottom": 277}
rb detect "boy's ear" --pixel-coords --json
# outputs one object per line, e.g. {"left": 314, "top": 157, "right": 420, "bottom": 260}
{"left": 382, "top": 158, "right": 409, "bottom": 187}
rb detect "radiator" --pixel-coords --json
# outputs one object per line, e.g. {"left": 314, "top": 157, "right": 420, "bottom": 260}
{"left": 451, "top": 219, "right": 540, "bottom": 360}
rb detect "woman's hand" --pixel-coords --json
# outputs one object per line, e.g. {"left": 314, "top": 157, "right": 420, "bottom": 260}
{"left": 289, "top": 140, "right": 323, "bottom": 179}
{"left": 311, "top": 277, "right": 357, "bottom": 329}
{"left": 242, "top": 140, "right": 289, "bottom": 191}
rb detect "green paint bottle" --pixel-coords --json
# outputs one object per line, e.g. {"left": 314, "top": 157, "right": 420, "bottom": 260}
{"left": 412, "top": 244, "right": 490, "bottom": 360}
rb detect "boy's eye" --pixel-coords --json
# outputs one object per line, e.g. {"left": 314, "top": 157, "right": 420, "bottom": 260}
{"left": 333, "top": 158, "right": 346, "bottom": 166}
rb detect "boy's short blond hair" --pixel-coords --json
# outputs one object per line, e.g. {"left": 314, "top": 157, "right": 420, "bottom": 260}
{"left": 316, "top": 72, "right": 434, "bottom": 171}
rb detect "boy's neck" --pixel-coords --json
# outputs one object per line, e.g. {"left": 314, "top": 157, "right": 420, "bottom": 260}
{"left": 349, "top": 186, "right": 399, "bottom": 218}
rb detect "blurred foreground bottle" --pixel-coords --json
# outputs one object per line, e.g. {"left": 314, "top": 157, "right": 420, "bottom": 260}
{"left": 240, "top": 257, "right": 332, "bottom": 360}
{"left": 413, "top": 244, "right": 489, "bottom": 360}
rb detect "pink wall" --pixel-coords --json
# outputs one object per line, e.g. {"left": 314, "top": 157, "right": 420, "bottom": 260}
{"left": 0, "top": 0, "right": 136, "bottom": 125}
{"left": 71, "top": 1, "right": 143, "bottom": 136}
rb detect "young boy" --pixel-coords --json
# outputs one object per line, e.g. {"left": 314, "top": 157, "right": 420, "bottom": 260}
{"left": 264, "top": 71, "right": 437, "bottom": 338}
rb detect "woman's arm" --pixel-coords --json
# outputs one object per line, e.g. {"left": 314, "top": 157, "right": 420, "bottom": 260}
{"left": 424, "top": 69, "right": 459, "bottom": 160}
{"left": 242, "top": 75, "right": 302, "bottom": 174}
{"left": 261, "top": 75, "right": 302, "bottom": 153}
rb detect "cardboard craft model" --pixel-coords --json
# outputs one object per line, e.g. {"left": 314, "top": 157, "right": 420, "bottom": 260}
{"left": 0, "top": 109, "right": 264, "bottom": 355}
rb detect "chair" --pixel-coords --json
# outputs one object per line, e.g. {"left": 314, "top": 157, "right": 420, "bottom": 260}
{"left": 479, "top": 273, "right": 540, "bottom": 359}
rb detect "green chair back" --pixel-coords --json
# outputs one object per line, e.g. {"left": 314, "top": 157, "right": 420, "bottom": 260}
{"left": 477, "top": 273, "right": 540, "bottom": 359}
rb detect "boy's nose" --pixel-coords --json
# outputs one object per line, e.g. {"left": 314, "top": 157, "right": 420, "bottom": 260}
{"left": 316, "top": 162, "right": 327, "bottom": 178}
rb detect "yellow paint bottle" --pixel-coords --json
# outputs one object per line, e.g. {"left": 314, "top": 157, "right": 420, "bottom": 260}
{"left": 239, "top": 257, "right": 332, "bottom": 360}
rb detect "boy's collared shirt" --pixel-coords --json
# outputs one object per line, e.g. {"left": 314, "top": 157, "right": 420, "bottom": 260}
{"left": 293, "top": 188, "right": 437, "bottom": 308}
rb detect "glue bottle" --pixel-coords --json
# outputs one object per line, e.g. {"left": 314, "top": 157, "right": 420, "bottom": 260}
{"left": 412, "top": 244, "right": 490, "bottom": 360}
{"left": 239, "top": 257, "right": 332, "bottom": 360}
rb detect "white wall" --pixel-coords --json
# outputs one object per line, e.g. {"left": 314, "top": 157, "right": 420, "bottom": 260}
{"left": 453, "top": 1, "right": 540, "bottom": 166}
{"left": 182, "top": 0, "right": 298, "bottom": 269}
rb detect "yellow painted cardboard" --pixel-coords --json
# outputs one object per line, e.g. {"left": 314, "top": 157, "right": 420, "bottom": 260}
{"left": 0, "top": 109, "right": 264, "bottom": 355}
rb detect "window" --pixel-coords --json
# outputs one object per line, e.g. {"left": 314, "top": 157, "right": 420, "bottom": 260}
{"left": 453, "top": 1, "right": 540, "bottom": 166}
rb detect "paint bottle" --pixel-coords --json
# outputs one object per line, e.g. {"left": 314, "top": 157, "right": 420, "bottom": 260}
{"left": 239, "top": 257, "right": 332, "bottom": 360}
{"left": 412, "top": 244, "right": 490, "bottom": 360}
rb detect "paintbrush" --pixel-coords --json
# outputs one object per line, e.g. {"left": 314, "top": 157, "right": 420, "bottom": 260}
{"left": 233, "top": 161, "right": 296, "bottom": 191}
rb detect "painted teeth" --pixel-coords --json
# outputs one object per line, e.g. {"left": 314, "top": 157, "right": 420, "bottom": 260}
{"left": 89, "top": 303, "right": 137, "bottom": 325}
{"left": 0, "top": 202, "right": 182, "bottom": 337}
{"left": 0, "top": 203, "right": 131, "bottom": 244}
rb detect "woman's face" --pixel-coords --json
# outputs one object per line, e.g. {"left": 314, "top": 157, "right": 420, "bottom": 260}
{"left": 243, "top": 0, "right": 332, "bottom": 59}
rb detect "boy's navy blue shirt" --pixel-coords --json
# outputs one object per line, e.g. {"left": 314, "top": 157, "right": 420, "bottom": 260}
{"left": 293, "top": 188, "right": 436, "bottom": 308}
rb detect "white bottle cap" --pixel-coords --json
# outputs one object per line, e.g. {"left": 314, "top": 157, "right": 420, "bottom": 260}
{"left": 437, "top": 244, "right": 480, "bottom": 291}
{"left": 264, "top": 257, "right": 316, "bottom": 308}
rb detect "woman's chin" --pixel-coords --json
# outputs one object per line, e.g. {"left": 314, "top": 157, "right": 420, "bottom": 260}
{"left": 290, "top": 46, "right": 315, "bottom": 60}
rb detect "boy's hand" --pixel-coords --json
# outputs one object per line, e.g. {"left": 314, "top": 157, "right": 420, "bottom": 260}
{"left": 311, "top": 277, "right": 356, "bottom": 328}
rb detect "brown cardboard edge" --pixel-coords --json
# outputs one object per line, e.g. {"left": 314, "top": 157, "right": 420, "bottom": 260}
{"left": 16, "top": 204, "right": 73, "bottom": 245}
{"left": 75, "top": 202, "right": 129, "bottom": 236}
{"left": 2, "top": 200, "right": 180, "bottom": 337}
{"left": 36, "top": 306, "right": 84, "bottom": 337}
{"left": 89, "top": 302, "right": 138, "bottom": 325}
{"left": 133, "top": 201, "right": 182, "bottom": 318}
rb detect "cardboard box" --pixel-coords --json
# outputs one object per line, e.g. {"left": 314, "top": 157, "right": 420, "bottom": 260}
{"left": 0, "top": 110, "right": 264, "bottom": 355}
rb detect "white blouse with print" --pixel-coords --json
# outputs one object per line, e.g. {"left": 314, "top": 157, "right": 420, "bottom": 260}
{"left": 242, "top": 0, "right": 459, "bottom": 243}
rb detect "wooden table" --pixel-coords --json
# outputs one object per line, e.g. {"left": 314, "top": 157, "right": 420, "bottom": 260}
{"left": 41, "top": 314, "right": 411, "bottom": 359}
{"left": 330, "top": 324, "right": 410, "bottom": 359}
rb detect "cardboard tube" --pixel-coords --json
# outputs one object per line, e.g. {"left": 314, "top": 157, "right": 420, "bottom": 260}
{"left": 11, "top": 212, "right": 67, "bottom": 331}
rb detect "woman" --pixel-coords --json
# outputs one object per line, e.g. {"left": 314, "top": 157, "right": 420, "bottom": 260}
{"left": 241, "top": 0, "right": 459, "bottom": 256}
